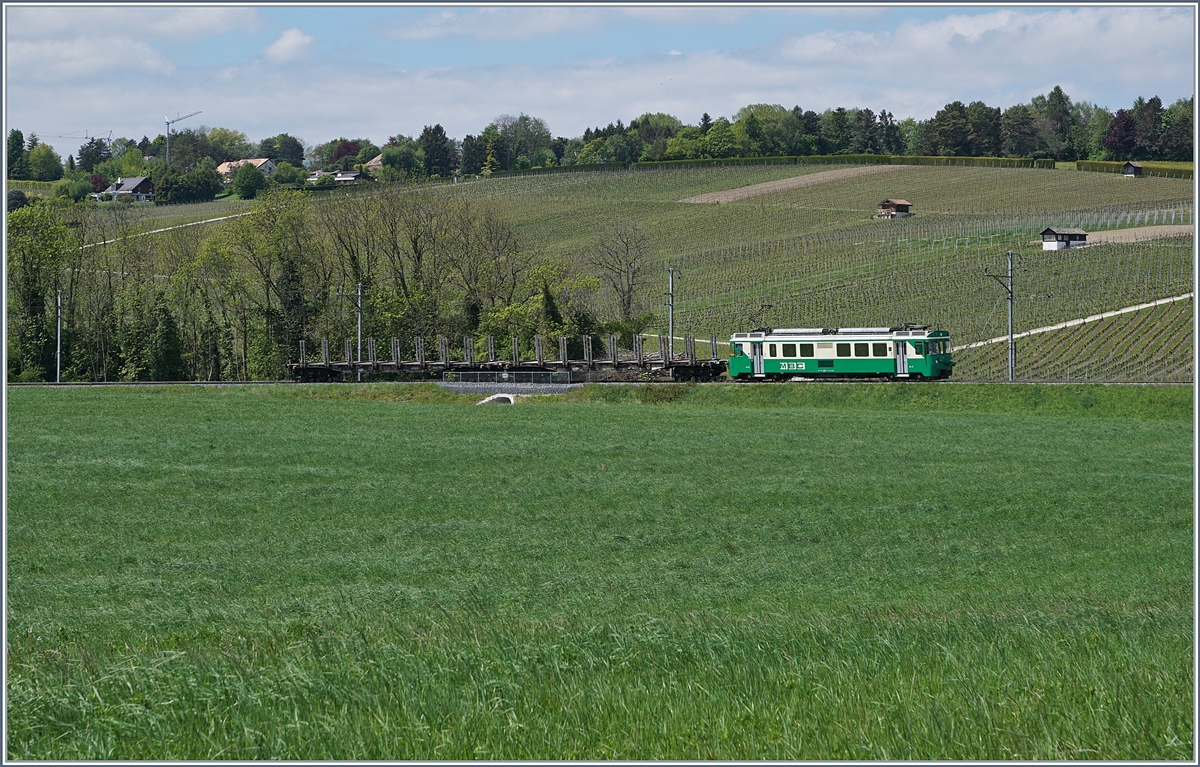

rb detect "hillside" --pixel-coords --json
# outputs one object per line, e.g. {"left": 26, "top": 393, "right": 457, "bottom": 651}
{"left": 19, "top": 162, "right": 1193, "bottom": 383}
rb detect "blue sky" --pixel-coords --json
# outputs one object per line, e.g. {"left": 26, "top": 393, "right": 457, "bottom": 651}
{"left": 5, "top": 3, "right": 1195, "bottom": 159}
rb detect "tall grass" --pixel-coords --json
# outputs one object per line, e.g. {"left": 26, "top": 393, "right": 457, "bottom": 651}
{"left": 6, "top": 384, "right": 1192, "bottom": 759}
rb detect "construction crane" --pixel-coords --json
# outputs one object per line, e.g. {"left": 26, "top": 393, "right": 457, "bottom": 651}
{"left": 164, "top": 111, "right": 201, "bottom": 166}
{"left": 43, "top": 129, "right": 113, "bottom": 146}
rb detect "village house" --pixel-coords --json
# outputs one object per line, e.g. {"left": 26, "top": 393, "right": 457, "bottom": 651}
{"left": 364, "top": 153, "right": 384, "bottom": 172}
{"left": 96, "top": 176, "right": 154, "bottom": 202}
{"left": 875, "top": 198, "right": 913, "bottom": 218}
{"left": 216, "top": 158, "right": 278, "bottom": 182}
{"left": 1041, "top": 227, "right": 1088, "bottom": 250}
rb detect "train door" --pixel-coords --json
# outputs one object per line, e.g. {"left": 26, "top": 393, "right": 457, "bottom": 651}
{"left": 751, "top": 342, "right": 765, "bottom": 377}
{"left": 894, "top": 338, "right": 909, "bottom": 378}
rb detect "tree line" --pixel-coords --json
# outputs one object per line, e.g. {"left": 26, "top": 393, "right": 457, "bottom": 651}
{"left": 6, "top": 188, "right": 656, "bottom": 382}
{"left": 7, "top": 86, "right": 1191, "bottom": 203}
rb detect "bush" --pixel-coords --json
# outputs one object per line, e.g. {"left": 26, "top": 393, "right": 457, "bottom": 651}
{"left": 52, "top": 178, "right": 91, "bottom": 201}
{"left": 232, "top": 162, "right": 268, "bottom": 199}
{"left": 7, "top": 189, "right": 29, "bottom": 212}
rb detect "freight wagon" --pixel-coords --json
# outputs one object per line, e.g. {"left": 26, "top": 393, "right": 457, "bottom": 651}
{"left": 728, "top": 325, "right": 953, "bottom": 381}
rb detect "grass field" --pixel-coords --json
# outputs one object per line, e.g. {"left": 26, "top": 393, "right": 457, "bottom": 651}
{"left": 6, "top": 383, "right": 1192, "bottom": 759}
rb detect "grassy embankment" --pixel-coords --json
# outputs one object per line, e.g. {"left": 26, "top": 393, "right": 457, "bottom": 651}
{"left": 6, "top": 383, "right": 1192, "bottom": 759}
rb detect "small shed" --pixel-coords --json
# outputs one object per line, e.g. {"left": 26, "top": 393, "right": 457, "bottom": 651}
{"left": 1041, "top": 227, "right": 1087, "bottom": 250}
{"left": 1123, "top": 161, "right": 1143, "bottom": 177}
{"left": 876, "top": 198, "right": 913, "bottom": 218}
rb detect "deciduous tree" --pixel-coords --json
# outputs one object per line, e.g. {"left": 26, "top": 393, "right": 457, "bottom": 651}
{"left": 590, "top": 221, "right": 649, "bottom": 322}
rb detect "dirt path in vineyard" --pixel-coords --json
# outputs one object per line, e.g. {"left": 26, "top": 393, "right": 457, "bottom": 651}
{"left": 679, "top": 164, "right": 914, "bottom": 204}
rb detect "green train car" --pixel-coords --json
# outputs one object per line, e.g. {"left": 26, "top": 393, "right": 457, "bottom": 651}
{"left": 728, "top": 326, "right": 954, "bottom": 381}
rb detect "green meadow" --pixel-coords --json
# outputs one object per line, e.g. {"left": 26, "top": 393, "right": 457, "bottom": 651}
{"left": 5, "top": 383, "right": 1193, "bottom": 759}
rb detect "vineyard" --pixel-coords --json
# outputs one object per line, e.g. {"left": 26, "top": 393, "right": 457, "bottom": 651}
{"left": 953, "top": 297, "right": 1194, "bottom": 383}
{"left": 11, "top": 162, "right": 1193, "bottom": 383}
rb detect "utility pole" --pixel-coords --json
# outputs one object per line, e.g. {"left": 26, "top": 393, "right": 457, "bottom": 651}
{"left": 55, "top": 290, "right": 62, "bottom": 383}
{"left": 986, "top": 250, "right": 1016, "bottom": 382}
{"left": 666, "top": 267, "right": 678, "bottom": 360}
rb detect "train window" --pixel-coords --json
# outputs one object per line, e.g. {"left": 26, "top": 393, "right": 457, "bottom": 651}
{"left": 769, "top": 343, "right": 777, "bottom": 357}
{"left": 817, "top": 342, "right": 833, "bottom": 350}
{"left": 873, "top": 342, "right": 888, "bottom": 357}
{"left": 836, "top": 343, "right": 851, "bottom": 357}
{"left": 854, "top": 343, "right": 869, "bottom": 357}
{"left": 912, "top": 341, "right": 925, "bottom": 354}
{"left": 782, "top": 343, "right": 796, "bottom": 357}
{"left": 799, "top": 343, "right": 814, "bottom": 357}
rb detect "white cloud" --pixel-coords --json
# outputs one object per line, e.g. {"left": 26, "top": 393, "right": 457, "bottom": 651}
{"left": 5, "top": 7, "right": 260, "bottom": 40}
{"left": 6, "top": 37, "right": 173, "bottom": 84}
{"left": 7, "top": 6, "right": 1194, "bottom": 159}
{"left": 778, "top": 7, "right": 1194, "bottom": 113}
{"left": 263, "top": 28, "right": 314, "bottom": 64}
{"left": 386, "top": 7, "right": 603, "bottom": 41}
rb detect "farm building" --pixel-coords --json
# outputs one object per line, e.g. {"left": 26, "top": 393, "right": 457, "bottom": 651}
{"left": 1041, "top": 227, "right": 1088, "bottom": 250}
{"left": 875, "top": 199, "right": 913, "bottom": 218}
{"left": 364, "top": 153, "right": 383, "bottom": 171}
{"left": 334, "top": 170, "right": 368, "bottom": 184}
{"left": 1123, "top": 162, "right": 1143, "bottom": 177}
{"left": 98, "top": 176, "right": 154, "bottom": 202}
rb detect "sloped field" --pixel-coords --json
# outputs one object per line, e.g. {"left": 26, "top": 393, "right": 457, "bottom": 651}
{"left": 952, "top": 297, "right": 1194, "bottom": 382}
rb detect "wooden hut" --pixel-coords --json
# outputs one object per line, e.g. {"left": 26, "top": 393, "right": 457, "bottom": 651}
{"left": 1123, "top": 161, "right": 1143, "bottom": 177}
{"left": 1041, "top": 227, "right": 1088, "bottom": 250}
{"left": 875, "top": 199, "right": 913, "bottom": 218}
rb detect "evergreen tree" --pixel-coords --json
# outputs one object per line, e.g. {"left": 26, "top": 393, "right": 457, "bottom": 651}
{"left": 965, "top": 101, "right": 1001, "bottom": 156}
{"left": 928, "top": 101, "right": 970, "bottom": 155}
{"left": 1000, "top": 105, "right": 1038, "bottom": 157}
{"left": 419, "top": 124, "right": 454, "bottom": 177}
{"left": 7, "top": 128, "right": 29, "bottom": 179}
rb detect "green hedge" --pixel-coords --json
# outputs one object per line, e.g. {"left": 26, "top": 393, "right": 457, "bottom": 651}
{"left": 634, "top": 155, "right": 1055, "bottom": 171}
{"left": 5, "top": 179, "right": 59, "bottom": 195}
{"left": 486, "top": 163, "right": 619, "bottom": 178}
{"left": 1075, "top": 160, "right": 1193, "bottom": 179}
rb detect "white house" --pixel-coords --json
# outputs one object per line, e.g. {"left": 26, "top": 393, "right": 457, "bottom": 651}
{"left": 1041, "top": 227, "right": 1087, "bottom": 250}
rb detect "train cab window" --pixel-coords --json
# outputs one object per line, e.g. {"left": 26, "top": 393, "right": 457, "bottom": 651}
{"left": 873, "top": 342, "right": 888, "bottom": 357}
{"left": 912, "top": 341, "right": 925, "bottom": 355}
{"left": 836, "top": 343, "right": 851, "bottom": 357}
{"left": 854, "top": 343, "right": 869, "bottom": 357}
{"left": 799, "top": 343, "right": 814, "bottom": 357}
{"left": 782, "top": 343, "right": 797, "bottom": 357}
{"left": 769, "top": 343, "right": 777, "bottom": 357}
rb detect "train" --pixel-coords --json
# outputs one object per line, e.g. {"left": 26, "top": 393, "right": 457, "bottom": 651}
{"left": 728, "top": 324, "right": 953, "bottom": 381}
